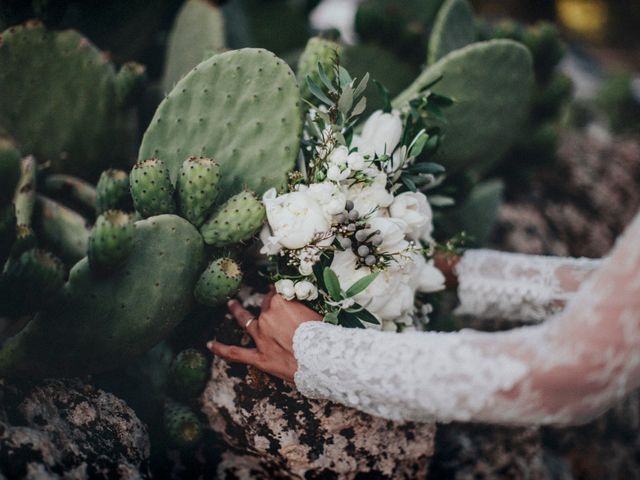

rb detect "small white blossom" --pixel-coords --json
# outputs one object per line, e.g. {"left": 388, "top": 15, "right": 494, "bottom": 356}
{"left": 275, "top": 279, "right": 296, "bottom": 300}
{"left": 294, "top": 280, "right": 319, "bottom": 301}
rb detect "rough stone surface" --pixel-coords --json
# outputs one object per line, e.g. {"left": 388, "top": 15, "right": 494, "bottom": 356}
{"left": 0, "top": 378, "right": 150, "bottom": 479}
{"left": 201, "top": 317, "right": 435, "bottom": 479}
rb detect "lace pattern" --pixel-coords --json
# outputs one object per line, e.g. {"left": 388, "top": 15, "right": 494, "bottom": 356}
{"left": 455, "top": 249, "right": 601, "bottom": 322}
{"left": 293, "top": 212, "right": 640, "bottom": 425}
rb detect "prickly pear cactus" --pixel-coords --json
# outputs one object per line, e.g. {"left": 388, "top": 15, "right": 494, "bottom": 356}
{"left": 176, "top": 157, "right": 221, "bottom": 227}
{"left": 164, "top": 399, "right": 203, "bottom": 448}
{"left": 194, "top": 257, "right": 242, "bottom": 306}
{"left": 297, "top": 37, "right": 340, "bottom": 104}
{"left": 0, "top": 21, "right": 132, "bottom": 178}
{"left": 200, "top": 191, "right": 265, "bottom": 247}
{"left": 88, "top": 210, "right": 134, "bottom": 275}
{"left": 96, "top": 169, "right": 132, "bottom": 214}
{"left": 162, "top": 0, "right": 226, "bottom": 93}
{"left": 139, "top": 48, "right": 302, "bottom": 200}
{"left": 130, "top": 159, "right": 176, "bottom": 218}
{"left": 0, "top": 135, "right": 20, "bottom": 206}
{"left": 35, "top": 195, "right": 89, "bottom": 264}
{"left": 394, "top": 40, "right": 534, "bottom": 175}
{"left": 168, "top": 348, "right": 209, "bottom": 401}
{"left": 427, "top": 0, "right": 475, "bottom": 65}
{"left": 0, "top": 214, "right": 205, "bottom": 377}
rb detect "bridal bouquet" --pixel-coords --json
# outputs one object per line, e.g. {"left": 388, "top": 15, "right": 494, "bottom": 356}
{"left": 259, "top": 61, "right": 452, "bottom": 331}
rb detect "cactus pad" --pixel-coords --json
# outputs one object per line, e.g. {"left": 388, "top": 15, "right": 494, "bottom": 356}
{"left": 194, "top": 257, "right": 242, "bottom": 306}
{"left": 162, "top": 0, "right": 226, "bottom": 93}
{"left": 0, "top": 134, "right": 20, "bottom": 206}
{"left": 200, "top": 190, "right": 264, "bottom": 247}
{"left": 427, "top": 0, "right": 475, "bottom": 64}
{"left": 164, "top": 399, "right": 203, "bottom": 447}
{"left": 130, "top": 159, "right": 176, "bottom": 218}
{"left": 394, "top": 40, "right": 534, "bottom": 175}
{"left": 0, "top": 214, "right": 205, "bottom": 377}
{"left": 88, "top": 210, "right": 134, "bottom": 275}
{"left": 168, "top": 348, "right": 209, "bottom": 400}
{"left": 35, "top": 195, "right": 89, "bottom": 264}
{"left": 139, "top": 48, "right": 302, "bottom": 200}
{"left": 176, "top": 156, "right": 221, "bottom": 227}
{"left": 0, "top": 21, "right": 130, "bottom": 178}
{"left": 96, "top": 169, "right": 132, "bottom": 214}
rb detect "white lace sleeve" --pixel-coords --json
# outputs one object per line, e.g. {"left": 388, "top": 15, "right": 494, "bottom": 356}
{"left": 293, "top": 212, "right": 640, "bottom": 425}
{"left": 455, "top": 249, "right": 601, "bottom": 322}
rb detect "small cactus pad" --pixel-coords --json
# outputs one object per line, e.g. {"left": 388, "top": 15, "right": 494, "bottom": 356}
{"left": 0, "top": 214, "right": 205, "bottom": 377}
{"left": 139, "top": 48, "right": 302, "bottom": 200}
{"left": 427, "top": 0, "right": 475, "bottom": 64}
{"left": 297, "top": 37, "right": 340, "bottom": 103}
{"left": 200, "top": 190, "right": 265, "bottom": 247}
{"left": 130, "top": 159, "right": 176, "bottom": 218}
{"left": 88, "top": 210, "right": 134, "bottom": 275}
{"left": 164, "top": 399, "right": 203, "bottom": 448}
{"left": 2, "top": 248, "right": 65, "bottom": 316}
{"left": 168, "top": 348, "right": 209, "bottom": 400}
{"left": 35, "top": 195, "right": 90, "bottom": 264}
{"left": 162, "top": 0, "right": 226, "bottom": 93}
{"left": 194, "top": 257, "right": 242, "bottom": 306}
{"left": 13, "top": 156, "right": 36, "bottom": 228}
{"left": 393, "top": 40, "right": 534, "bottom": 175}
{"left": 115, "top": 62, "right": 147, "bottom": 107}
{"left": 96, "top": 169, "right": 132, "bottom": 214}
{"left": 176, "top": 156, "right": 221, "bottom": 227}
{"left": 0, "top": 22, "right": 130, "bottom": 178}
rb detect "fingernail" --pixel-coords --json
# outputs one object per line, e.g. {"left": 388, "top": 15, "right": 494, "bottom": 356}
{"left": 206, "top": 341, "right": 214, "bottom": 350}
{"left": 227, "top": 299, "right": 236, "bottom": 307}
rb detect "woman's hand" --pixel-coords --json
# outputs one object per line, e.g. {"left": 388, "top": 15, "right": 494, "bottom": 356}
{"left": 207, "top": 289, "right": 322, "bottom": 382}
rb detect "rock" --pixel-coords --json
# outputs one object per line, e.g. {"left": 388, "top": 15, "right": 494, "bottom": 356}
{"left": 202, "top": 350, "right": 435, "bottom": 479}
{"left": 0, "top": 378, "right": 150, "bottom": 479}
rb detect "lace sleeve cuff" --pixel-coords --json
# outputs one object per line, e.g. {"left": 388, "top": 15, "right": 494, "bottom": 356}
{"left": 455, "top": 249, "right": 601, "bottom": 322}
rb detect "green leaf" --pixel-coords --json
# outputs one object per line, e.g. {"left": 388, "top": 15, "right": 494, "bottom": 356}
{"left": 323, "top": 267, "right": 343, "bottom": 300}
{"left": 338, "top": 66, "right": 352, "bottom": 87}
{"left": 351, "top": 96, "right": 367, "bottom": 117}
{"left": 429, "top": 195, "right": 456, "bottom": 207}
{"left": 401, "top": 175, "right": 417, "bottom": 192}
{"left": 353, "top": 306, "right": 380, "bottom": 325}
{"left": 338, "top": 311, "right": 365, "bottom": 328}
{"left": 324, "top": 311, "right": 339, "bottom": 324}
{"left": 430, "top": 92, "right": 454, "bottom": 107}
{"left": 374, "top": 79, "right": 392, "bottom": 113}
{"left": 354, "top": 72, "right": 369, "bottom": 98}
{"left": 345, "top": 271, "right": 379, "bottom": 297}
{"left": 410, "top": 162, "right": 446, "bottom": 174}
{"left": 409, "top": 131, "right": 429, "bottom": 158}
{"left": 306, "top": 76, "right": 333, "bottom": 106}
{"left": 317, "top": 62, "right": 336, "bottom": 92}
{"left": 338, "top": 85, "right": 354, "bottom": 113}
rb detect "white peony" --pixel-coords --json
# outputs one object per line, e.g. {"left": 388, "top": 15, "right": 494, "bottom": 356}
{"left": 307, "top": 182, "right": 347, "bottom": 217}
{"left": 261, "top": 188, "right": 330, "bottom": 251}
{"left": 353, "top": 110, "right": 403, "bottom": 158}
{"left": 275, "top": 279, "right": 296, "bottom": 300}
{"left": 368, "top": 216, "right": 409, "bottom": 254}
{"left": 294, "top": 280, "right": 319, "bottom": 301}
{"left": 298, "top": 259, "right": 315, "bottom": 276}
{"left": 346, "top": 151, "right": 366, "bottom": 171}
{"left": 329, "top": 250, "right": 416, "bottom": 324}
{"left": 345, "top": 171, "right": 394, "bottom": 216}
{"left": 389, "top": 192, "right": 433, "bottom": 240}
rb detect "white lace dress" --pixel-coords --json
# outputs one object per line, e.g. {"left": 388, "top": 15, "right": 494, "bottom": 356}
{"left": 292, "top": 212, "right": 640, "bottom": 426}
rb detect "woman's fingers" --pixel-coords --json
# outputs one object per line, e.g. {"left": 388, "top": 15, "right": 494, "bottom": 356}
{"left": 261, "top": 288, "right": 276, "bottom": 311}
{"left": 227, "top": 299, "right": 259, "bottom": 336}
{"left": 207, "top": 341, "right": 261, "bottom": 367}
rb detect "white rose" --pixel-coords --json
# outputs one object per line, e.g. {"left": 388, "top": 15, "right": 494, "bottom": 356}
{"left": 411, "top": 254, "right": 445, "bottom": 293}
{"left": 294, "top": 280, "right": 319, "bottom": 301}
{"left": 307, "top": 182, "right": 347, "bottom": 217}
{"left": 275, "top": 279, "right": 296, "bottom": 300}
{"left": 353, "top": 110, "right": 403, "bottom": 158}
{"left": 298, "top": 259, "right": 314, "bottom": 276}
{"left": 368, "top": 216, "right": 409, "bottom": 254}
{"left": 389, "top": 192, "right": 432, "bottom": 240}
{"left": 347, "top": 151, "right": 366, "bottom": 171}
{"left": 262, "top": 188, "right": 330, "bottom": 250}
{"left": 327, "top": 164, "right": 351, "bottom": 182}
{"left": 329, "top": 146, "right": 349, "bottom": 167}
{"left": 259, "top": 224, "right": 282, "bottom": 255}
{"left": 346, "top": 172, "right": 394, "bottom": 216}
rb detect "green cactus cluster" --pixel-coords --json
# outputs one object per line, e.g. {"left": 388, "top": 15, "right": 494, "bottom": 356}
{"left": 194, "top": 257, "right": 243, "bottom": 307}
{"left": 96, "top": 169, "right": 133, "bottom": 214}
{"left": 130, "top": 158, "right": 177, "bottom": 218}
